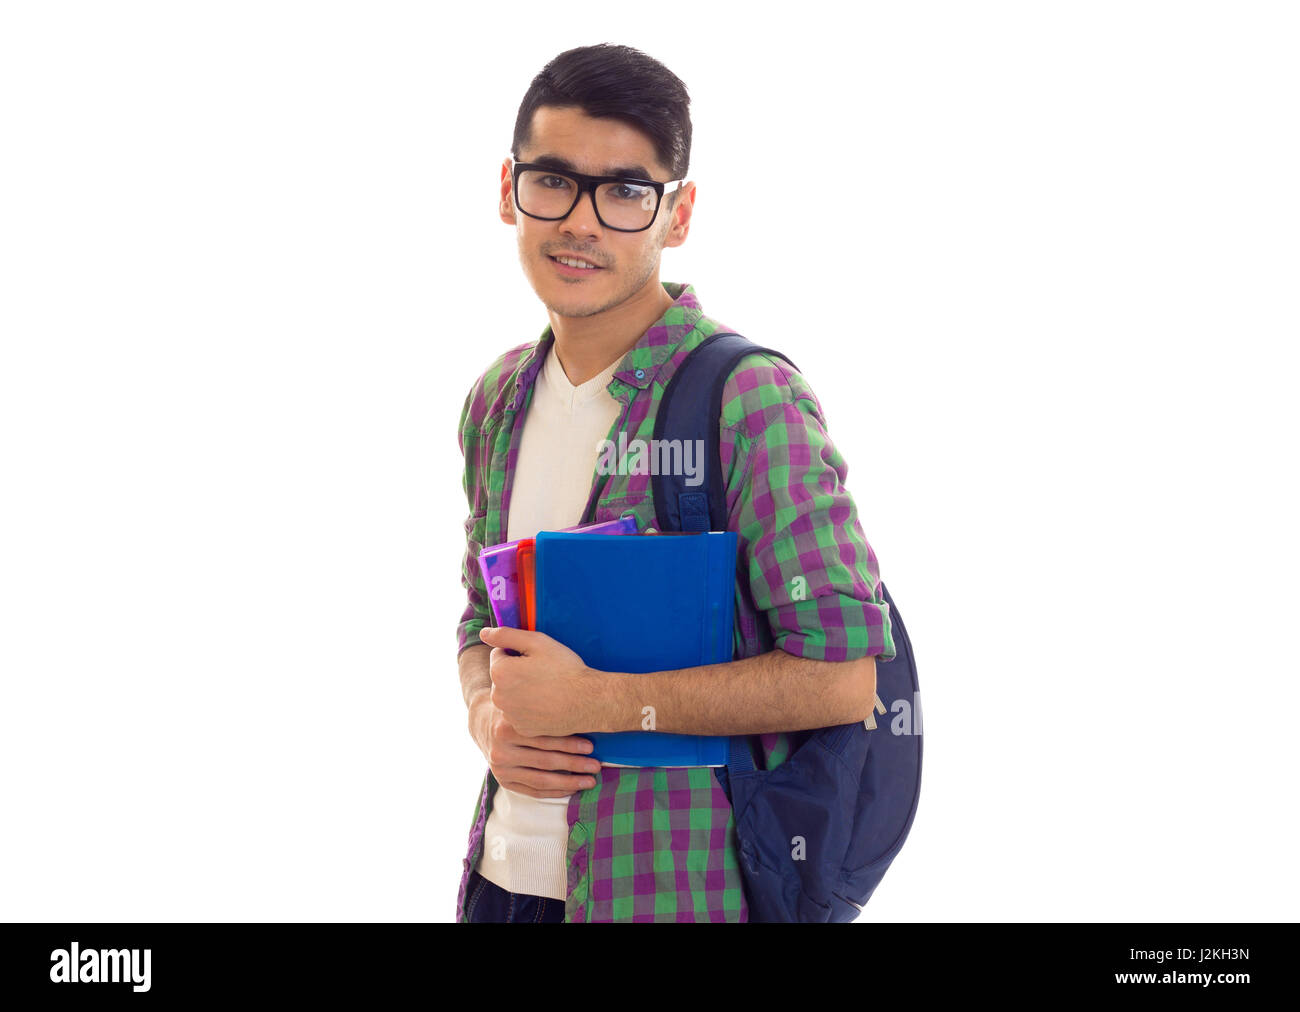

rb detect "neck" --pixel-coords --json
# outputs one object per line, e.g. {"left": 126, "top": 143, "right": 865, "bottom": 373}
{"left": 548, "top": 278, "right": 675, "bottom": 386}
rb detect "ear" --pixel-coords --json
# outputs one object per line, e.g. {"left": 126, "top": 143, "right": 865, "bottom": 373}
{"left": 500, "top": 158, "right": 517, "bottom": 226}
{"left": 661, "top": 182, "right": 695, "bottom": 249}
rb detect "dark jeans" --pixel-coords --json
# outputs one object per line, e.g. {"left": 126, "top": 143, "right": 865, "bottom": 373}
{"left": 463, "top": 869, "right": 565, "bottom": 923}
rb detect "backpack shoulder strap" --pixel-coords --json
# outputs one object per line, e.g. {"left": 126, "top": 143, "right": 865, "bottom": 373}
{"left": 651, "top": 332, "right": 798, "bottom": 534}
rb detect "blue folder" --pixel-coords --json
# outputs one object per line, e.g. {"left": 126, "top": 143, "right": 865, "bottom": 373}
{"left": 534, "top": 530, "right": 737, "bottom": 767}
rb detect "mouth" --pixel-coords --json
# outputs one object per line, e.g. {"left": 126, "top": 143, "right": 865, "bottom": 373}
{"left": 547, "top": 253, "right": 605, "bottom": 276}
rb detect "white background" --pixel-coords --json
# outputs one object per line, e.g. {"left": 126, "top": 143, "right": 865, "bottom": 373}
{"left": 2, "top": 1, "right": 1296, "bottom": 922}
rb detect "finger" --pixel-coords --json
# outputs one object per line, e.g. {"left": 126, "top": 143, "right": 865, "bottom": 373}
{"left": 478, "top": 625, "right": 537, "bottom": 653}
{"left": 508, "top": 732, "right": 595, "bottom": 754}
{"left": 511, "top": 746, "right": 603, "bottom": 775}
{"left": 510, "top": 768, "right": 599, "bottom": 793}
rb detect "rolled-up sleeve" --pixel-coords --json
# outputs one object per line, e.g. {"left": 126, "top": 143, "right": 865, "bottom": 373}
{"left": 722, "top": 354, "right": 895, "bottom": 663}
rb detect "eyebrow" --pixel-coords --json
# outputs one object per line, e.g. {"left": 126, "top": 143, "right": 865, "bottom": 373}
{"left": 526, "top": 154, "right": 658, "bottom": 181}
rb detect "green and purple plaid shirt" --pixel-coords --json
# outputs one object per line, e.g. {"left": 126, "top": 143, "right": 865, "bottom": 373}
{"left": 455, "top": 281, "right": 894, "bottom": 923}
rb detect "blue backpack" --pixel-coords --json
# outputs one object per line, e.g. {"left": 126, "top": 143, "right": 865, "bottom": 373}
{"left": 650, "top": 331, "right": 923, "bottom": 922}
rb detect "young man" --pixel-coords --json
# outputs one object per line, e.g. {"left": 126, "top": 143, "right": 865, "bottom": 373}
{"left": 455, "top": 43, "right": 895, "bottom": 923}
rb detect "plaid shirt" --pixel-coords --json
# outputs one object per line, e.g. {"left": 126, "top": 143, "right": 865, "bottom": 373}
{"left": 455, "top": 281, "right": 895, "bottom": 922}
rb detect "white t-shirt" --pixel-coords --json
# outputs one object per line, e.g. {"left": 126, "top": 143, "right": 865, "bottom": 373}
{"left": 473, "top": 343, "right": 623, "bottom": 899}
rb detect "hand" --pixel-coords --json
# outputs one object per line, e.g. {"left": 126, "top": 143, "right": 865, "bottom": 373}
{"left": 469, "top": 694, "right": 602, "bottom": 799}
{"left": 478, "top": 626, "right": 608, "bottom": 738}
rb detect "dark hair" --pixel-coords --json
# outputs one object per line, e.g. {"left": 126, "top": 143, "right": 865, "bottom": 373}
{"left": 512, "top": 43, "right": 692, "bottom": 182}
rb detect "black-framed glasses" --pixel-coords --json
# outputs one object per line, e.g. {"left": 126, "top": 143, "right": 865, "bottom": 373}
{"left": 509, "top": 156, "right": 686, "bottom": 233}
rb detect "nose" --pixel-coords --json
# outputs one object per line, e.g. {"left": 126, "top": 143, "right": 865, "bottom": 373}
{"left": 561, "top": 186, "right": 603, "bottom": 239}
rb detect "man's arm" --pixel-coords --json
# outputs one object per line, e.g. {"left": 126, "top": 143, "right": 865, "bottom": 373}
{"left": 599, "top": 649, "right": 876, "bottom": 736}
{"left": 478, "top": 625, "right": 876, "bottom": 739}
{"left": 454, "top": 371, "right": 600, "bottom": 796}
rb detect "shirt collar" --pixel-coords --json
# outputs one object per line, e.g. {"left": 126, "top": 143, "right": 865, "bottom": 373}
{"left": 507, "top": 282, "right": 703, "bottom": 411}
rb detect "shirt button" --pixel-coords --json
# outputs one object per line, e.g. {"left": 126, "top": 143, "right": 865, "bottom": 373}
{"left": 634, "top": 368, "right": 645, "bottom": 379}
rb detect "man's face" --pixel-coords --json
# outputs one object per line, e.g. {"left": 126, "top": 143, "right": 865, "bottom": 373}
{"left": 499, "top": 106, "right": 693, "bottom": 320}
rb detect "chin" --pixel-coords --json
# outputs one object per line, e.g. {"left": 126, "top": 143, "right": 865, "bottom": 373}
{"left": 546, "top": 295, "right": 609, "bottom": 320}
{"left": 537, "top": 275, "right": 615, "bottom": 316}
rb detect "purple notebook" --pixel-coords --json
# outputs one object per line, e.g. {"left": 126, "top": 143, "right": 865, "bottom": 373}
{"left": 477, "top": 514, "right": 638, "bottom": 629}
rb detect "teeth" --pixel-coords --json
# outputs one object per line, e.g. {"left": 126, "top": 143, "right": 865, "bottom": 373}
{"left": 556, "top": 256, "right": 596, "bottom": 269}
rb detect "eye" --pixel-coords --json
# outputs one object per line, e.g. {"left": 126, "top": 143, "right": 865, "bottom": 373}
{"left": 609, "top": 182, "right": 652, "bottom": 202}
{"left": 539, "top": 174, "right": 572, "bottom": 189}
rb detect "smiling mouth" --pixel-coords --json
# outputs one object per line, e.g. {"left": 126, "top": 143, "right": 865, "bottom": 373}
{"left": 548, "top": 254, "right": 604, "bottom": 271}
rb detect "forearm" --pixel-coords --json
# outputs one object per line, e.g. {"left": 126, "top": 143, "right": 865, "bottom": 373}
{"left": 459, "top": 643, "right": 492, "bottom": 749}
{"left": 591, "top": 649, "right": 876, "bottom": 736}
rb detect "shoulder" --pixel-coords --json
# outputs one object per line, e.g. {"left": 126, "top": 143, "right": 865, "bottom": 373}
{"left": 718, "top": 348, "right": 825, "bottom": 438}
{"left": 459, "top": 339, "right": 540, "bottom": 433}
